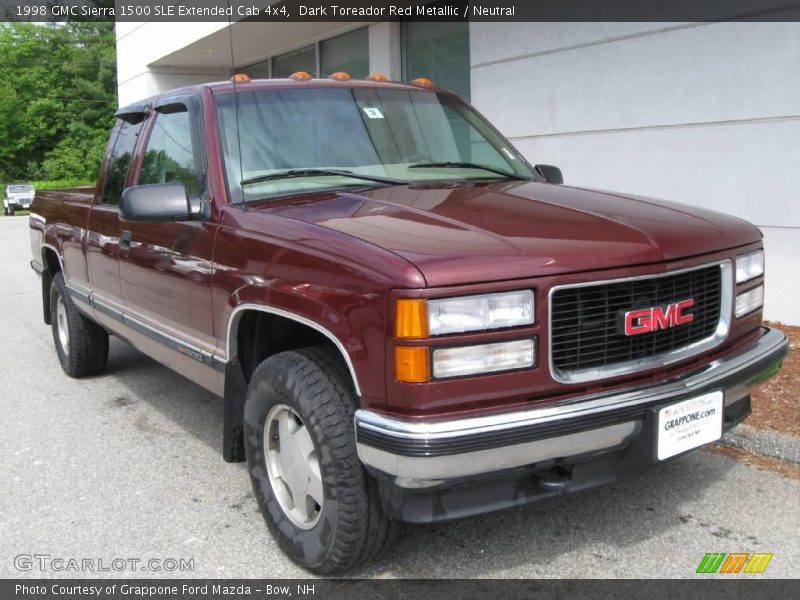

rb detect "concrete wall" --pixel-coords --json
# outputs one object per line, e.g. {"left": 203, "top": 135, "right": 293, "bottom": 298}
{"left": 116, "top": 21, "right": 799, "bottom": 324}
{"left": 115, "top": 22, "right": 376, "bottom": 106}
{"left": 116, "top": 22, "right": 229, "bottom": 106}
{"left": 471, "top": 22, "right": 800, "bottom": 325}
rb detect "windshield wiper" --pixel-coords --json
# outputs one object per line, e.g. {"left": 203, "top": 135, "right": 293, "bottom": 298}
{"left": 241, "top": 169, "right": 402, "bottom": 187}
{"left": 408, "top": 161, "right": 529, "bottom": 180}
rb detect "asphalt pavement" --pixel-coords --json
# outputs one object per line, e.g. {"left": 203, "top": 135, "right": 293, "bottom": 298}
{"left": 1, "top": 215, "right": 798, "bottom": 579}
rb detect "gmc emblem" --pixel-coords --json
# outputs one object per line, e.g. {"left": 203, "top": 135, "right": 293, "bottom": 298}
{"left": 622, "top": 299, "right": 695, "bottom": 336}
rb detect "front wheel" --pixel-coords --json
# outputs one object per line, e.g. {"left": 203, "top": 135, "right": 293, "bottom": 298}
{"left": 8, "top": 206, "right": 14, "bottom": 216}
{"left": 50, "top": 273, "right": 109, "bottom": 377}
{"left": 244, "top": 347, "right": 397, "bottom": 574}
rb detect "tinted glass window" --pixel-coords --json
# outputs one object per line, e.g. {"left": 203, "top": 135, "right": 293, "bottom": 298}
{"left": 138, "top": 108, "right": 201, "bottom": 195}
{"left": 215, "top": 87, "right": 533, "bottom": 203}
{"left": 320, "top": 28, "right": 369, "bottom": 78}
{"left": 272, "top": 45, "right": 316, "bottom": 78}
{"left": 101, "top": 119, "right": 141, "bottom": 205}
{"left": 403, "top": 21, "right": 470, "bottom": 101}
{"left": 244, "top": 58, "right": 271, "bottom": 79}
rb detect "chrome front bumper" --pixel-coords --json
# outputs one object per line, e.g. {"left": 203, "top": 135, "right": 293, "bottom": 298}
{"left": 355, "top": 327, "right": 788, "bottom": 489}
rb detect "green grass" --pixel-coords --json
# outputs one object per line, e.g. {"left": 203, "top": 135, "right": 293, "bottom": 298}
{"left": 31, "top": 179, "right": 94, "bottom": 191}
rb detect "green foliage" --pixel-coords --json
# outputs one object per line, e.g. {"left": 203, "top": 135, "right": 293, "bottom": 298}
{"left": 32, "top": 179, "right": 94, "bottom": 190}
{"left": 0, "top": 22, "right": 116, "bottom": 183}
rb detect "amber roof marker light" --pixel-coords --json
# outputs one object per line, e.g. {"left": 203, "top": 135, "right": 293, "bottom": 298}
{"left": 231, "top": 73, "right": 251, "bottom": 83}
{"left": 289, "top": 71, "right": 312, "bottom": 81}
{"left": 410, "top": 77, "right": 433, "bottom": 87}
{"left": 366, "top": 73, "right": 388, "bottom": 82}
{"left": 329, "top": 71, "right": 351, "bottom": 81}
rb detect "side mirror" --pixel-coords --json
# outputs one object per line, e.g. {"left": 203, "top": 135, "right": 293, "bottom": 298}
{"left": 120, "top": 183, "right": 199, "bottom": 221}
{"left": 534, "top": 164, "right": 564, "bottom": 184}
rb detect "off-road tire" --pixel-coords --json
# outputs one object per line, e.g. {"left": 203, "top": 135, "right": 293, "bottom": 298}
{"left": 244, "top": 346, "right": 398, "bottom": 574}
{"left": 50, "top": 272, "right": 109, "bottom": 377}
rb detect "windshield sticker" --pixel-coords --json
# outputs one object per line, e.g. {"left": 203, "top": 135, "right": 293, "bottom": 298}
{"left": 362, "top": 107, "right": 384, "bottom": 119}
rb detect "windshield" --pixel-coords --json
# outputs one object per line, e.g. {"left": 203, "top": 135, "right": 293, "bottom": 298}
{"left": 215, "top": 86, "right": 535, "bottom": 203}
{"left": 8, "top": 185, "right": 34, "bottom": 194}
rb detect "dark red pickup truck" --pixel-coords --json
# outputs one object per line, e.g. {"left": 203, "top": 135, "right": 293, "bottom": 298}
{"left": 30, "top": 74, "right": 787, "bottom": 573}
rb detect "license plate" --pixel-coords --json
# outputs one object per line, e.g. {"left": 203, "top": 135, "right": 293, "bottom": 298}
{"left": 657, "top": 391, "right": 723, "bottom": 460}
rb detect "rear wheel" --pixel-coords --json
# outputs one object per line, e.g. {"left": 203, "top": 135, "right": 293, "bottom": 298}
{"left": 244, "top": 346, "right": 398, "bottom": 574}
{"left": 50, "top": 273, "right": 109, "bottom": 377}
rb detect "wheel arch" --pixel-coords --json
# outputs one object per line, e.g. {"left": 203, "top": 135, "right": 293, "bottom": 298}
{"left": 221, "top": 303, "right": 364, "bottom": 464}
{"left": 226, "top": 303, "right": 362, "bottom": 397}
{"left": 40, "top": 243, "right": 64, "bottom": 325}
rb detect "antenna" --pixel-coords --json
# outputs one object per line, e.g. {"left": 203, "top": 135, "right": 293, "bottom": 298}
{"left": 227, "top": 0, "right": 246, "bottom": 209}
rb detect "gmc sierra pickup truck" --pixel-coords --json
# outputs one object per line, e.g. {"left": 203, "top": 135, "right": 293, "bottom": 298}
{"left": 30, "top": 73, "right": 787, "bottom": 574}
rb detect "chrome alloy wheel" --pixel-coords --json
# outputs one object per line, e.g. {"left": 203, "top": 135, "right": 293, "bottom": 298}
{"left": 56, "top": 295, "right": 70, "bottom": 356}
{"left": 264, "top": 404, "right": 324, "bottom": 529}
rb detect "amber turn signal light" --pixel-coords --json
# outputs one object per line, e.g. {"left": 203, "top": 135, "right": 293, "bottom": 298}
{"left": 410, "top": 77, "right": 433, "bottom": 87}
{"left": 395, "top": 347, "right": 430, "bottom": 383}
{"left": 231, "top": 73, "right": 251, "bottom": 83}
{"left": 289, "top": 71, "right": 312, "bottom": 81}
{"left": 395, "top": 299, "right": 428, "bottom": 339}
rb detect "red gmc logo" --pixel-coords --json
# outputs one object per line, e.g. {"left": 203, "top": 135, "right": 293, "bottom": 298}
{"left": 623, "top": 299, "right": 695, "bottom": 336}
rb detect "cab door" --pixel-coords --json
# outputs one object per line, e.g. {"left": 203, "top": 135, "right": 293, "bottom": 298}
{"left": 85, "top": 113, "right": 145, "bottom": 315}
{"left": 118, "top": 95, "right": 219, "bottom": 386}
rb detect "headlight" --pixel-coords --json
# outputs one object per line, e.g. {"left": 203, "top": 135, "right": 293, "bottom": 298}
{"left": 396, "top": 290, "right": 534, "bottom": 338}
{"left": 735, "top": 285, "right": 764, "bottom": 318}
{"left": 736, "top": 250, "right": 764, "bottom": 283}
{"left": 432, "top": 338, "right": 536, "bottom": 379}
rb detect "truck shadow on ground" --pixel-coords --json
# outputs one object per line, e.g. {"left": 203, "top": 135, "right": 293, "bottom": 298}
{"left": 358, "top": 452, "right": 733, "bottom": 577}
{"left": 104, "top": 337, "right": 226, "bottom": 452}
{"left": 103, "top": 337, "right": 735, "bottom": 578}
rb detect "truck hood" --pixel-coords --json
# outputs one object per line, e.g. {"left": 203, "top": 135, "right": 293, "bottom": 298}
{"left": 267, "top": 181, "right": 761, "bottom": 287}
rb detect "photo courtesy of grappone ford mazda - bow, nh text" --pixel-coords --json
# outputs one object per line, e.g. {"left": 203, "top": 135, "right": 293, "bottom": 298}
{"left": 28, "top": 72, "right": 788, "bottom": 574}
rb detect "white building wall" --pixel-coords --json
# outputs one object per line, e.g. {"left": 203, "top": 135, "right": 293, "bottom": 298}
{"left": 471, "top": 22, "right": 800, "bottom": 325}
{"left": 116, "top": 22, "right": 230, "bottom": 105}
{"left": 115, "top": 21, "right": 799, "bottom": 324}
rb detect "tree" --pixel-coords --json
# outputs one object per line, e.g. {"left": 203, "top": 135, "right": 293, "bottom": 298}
{"left": 0, "top": 22, "right": 117, "bottom": 183}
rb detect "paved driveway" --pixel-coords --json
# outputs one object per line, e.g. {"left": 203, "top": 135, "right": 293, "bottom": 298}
{"left": 1, "top": 215, "right": 797, "bottom": 578}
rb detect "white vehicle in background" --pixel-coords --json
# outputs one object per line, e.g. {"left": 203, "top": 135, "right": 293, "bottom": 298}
{"left": 4, "top": 184, "right": 35, "bottom": 216}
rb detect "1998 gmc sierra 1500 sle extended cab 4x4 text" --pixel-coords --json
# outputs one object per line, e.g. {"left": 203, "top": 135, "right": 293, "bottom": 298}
{"left": 29, "top": 73, "right": 787, "bottom": 574}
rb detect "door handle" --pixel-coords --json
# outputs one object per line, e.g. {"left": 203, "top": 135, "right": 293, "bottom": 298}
{"left": 120, "top": 230, "right": 132, "bottom": 251}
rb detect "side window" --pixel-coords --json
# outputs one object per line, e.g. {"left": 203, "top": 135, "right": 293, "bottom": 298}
{"left": 138, "top": 107, "right": 202, "bottom": 195}
{"left": 101, "top": 118, "right": 142, "bottom": 205}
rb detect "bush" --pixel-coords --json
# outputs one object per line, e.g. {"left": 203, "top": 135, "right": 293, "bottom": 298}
{"left": 31, "top": 180, "right": 94, "bottom": 190}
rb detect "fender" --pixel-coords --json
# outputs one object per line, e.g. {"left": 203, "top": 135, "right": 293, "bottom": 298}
{"left": 38, "top": 242, "right": 65, "bottom": 324}
{"left": 220, "top": 286, "right": 377, "bottom": 463}
{"left": 225, "top": 302, "right": 362, "bottom": 396}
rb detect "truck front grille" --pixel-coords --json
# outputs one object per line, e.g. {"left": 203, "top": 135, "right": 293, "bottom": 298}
{"left": 550, "top": 263, "right": 726, "bottom": 381}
